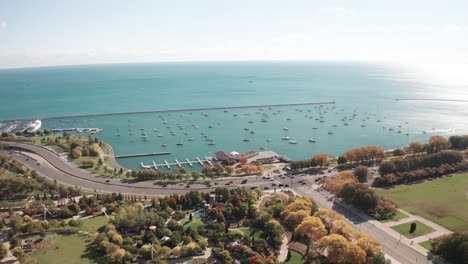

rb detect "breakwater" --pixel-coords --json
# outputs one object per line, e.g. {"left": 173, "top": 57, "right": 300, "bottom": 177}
{"left": 0, "top": 101, "right": 335, "bottom": 122}
{"left": 115, "top": 152, "right": 171, "bottom": 158}
{"left": 395, "top": 99, "right": 468, "bottom": 102}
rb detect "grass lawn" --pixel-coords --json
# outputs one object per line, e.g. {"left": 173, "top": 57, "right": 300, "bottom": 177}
{"left": 78, "top": 216, "right": 107, "bottom": 233}
{"left": 32, "top": 233, "right": 94, "bottom": 264}
{"left": 238, "top": 227, "right": 263, "bottom": 239}
{"left": 390, "top": 221, "right": 435, "bottom": 239}
{"left": 375, "top": 173, "right": 468, "bottom": 232}
{"left": 379, "top": 211, "right": 409, "bottom": 223}
{"left": 180, "top": 217, "right": 205, "bottom": 231}
{"left": 419, "top": 240, "right": 433, "bottom": 250}
{"left": 286, "top": 250, "right": 307, "bottom": 264}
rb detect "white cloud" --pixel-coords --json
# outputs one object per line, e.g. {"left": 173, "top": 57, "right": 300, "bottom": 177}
{"left": 318, "top": 5, "right": 354, "bottom": 15}
{"left": 446, "top": 24, "right": 462, "bottom": 32}
{"left": 0, "top": 21, "right": 6, "bottom": 29}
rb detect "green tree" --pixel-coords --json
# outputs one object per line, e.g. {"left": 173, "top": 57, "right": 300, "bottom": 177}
{"left": 337, "top": 156, "right": 347, "bottom": 165}
{"left": 430, "top": 232, "right": 468, "bottom": 264}
{"left": 354, "top": 166, "right": 369, "bottom": 183}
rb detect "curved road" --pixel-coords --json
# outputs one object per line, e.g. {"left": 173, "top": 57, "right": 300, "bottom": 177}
{"left": 0, "top": 141, "right": 301, "bottom": 195}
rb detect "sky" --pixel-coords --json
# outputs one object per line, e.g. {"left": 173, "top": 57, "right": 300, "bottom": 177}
{"left": 0, "top": 0, "right": 467, "bottom": 69}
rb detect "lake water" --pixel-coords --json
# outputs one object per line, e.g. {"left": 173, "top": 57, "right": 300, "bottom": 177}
{"left": 0, "top": 62, "right": 467, "bottom": 169}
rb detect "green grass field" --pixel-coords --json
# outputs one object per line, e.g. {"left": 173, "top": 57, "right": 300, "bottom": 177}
{"left": 32, "top": 233, "right": 94, "bottom": 264}
{"left": 375, "top": 173, "right": 468, "bottom": 232}
{"left": 419, "top": 240, "right": 432, "bottom": 250}
{"left": 238, "top": 227, "right": 264, "bottom": 239}
{"left": 379, "top": 211, "right": 409, "bottom": 223}
{"left": 78, "top": 216, "right": 107, "bottom": 233}
{"left": 390, "top": 221, "right": 435, "bottom": 239}
{"left": 285, "top": 250, "right": 307, "bottom": 264}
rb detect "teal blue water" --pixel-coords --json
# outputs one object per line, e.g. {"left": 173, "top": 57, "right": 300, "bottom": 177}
{"left": 1, "top": 62, "right": 467, "bottom": 170}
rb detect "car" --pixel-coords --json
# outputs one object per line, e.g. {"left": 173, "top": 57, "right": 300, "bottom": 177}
{"left": 214, "top": 182, "right": 219, "bottom": 185}
{"left": 272, "top": 183, "right": 277, "bottom": 186}
{"left": 284, "top": 184, "right": 289, "bottom": 187}
{"left": 185, "top": 185, "right": 190, "bottom": 188}
{"left": 250, "top": 185, "right": 259, "bottom": 190}
{"left": 105, "top": 180, "right": 110, "bottom": 183}
{"left": 241, "top": 179, "right": 248, "bottom": 184}
{"left": 229, "top": 181, "right": 234, "bottom": 183}
{"left": 269, "top": 178, "right": 275, "bottom": 181}
{"left": 301, "top": 182, "right": 306, "bottom": 185}
{"left": 225, "top": 183, "right": 230, "bottom": 185}
{"left": 278, "top": 183, "right": 284, "bottom": 187}
{"left": 162, "top": 184, "right": 167, "bottom": 187}
{"left": 264, "top": 186, "right": 270, "bottom": 190}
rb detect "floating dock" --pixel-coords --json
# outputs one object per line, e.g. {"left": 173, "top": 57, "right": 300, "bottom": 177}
{"left": 115, "top": 152, "right": 170, "bottom": 158}
{"left": 141, "top": 156, "right": 216, "bottom": 169}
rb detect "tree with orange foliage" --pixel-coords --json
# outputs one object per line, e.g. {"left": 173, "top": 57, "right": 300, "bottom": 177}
{"left": 322, "top": 171, "right": 357, "bottom": 194}
{"left": 407, "top": 141, "right": 425, "bottom": 155}
{"left": 312, "top": 153, "right": 329, "bottom": 168}
{"left": 428, "top": 136, "right": 450, "bottom": 153}
{"left": 343, "top": 146, "right": 384, "bottom": 164}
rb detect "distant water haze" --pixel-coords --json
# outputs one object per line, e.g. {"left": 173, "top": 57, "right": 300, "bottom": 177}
{"left": 0, "top": 62, "right": 466, "bottom": 169}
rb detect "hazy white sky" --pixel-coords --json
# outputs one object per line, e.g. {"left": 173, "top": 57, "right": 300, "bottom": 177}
{"left": 0, "top": 0, "right": 467, "bottom": 68}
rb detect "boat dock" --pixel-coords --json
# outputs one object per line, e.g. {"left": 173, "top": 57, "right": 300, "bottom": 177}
{"left": 115, "top": 152, "right": 171, "bottom": 158}
{"left": 141, "top": 156, "right": 217, "bottom": 169}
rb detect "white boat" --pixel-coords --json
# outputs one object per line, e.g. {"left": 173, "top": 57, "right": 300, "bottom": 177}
{"left": 309, "top": 139, "right": 316, "bottom": 142}
{"left": 282, "top": 136, "right": 291, "bottom": 140}
{"left": 208, "top": 142, "right": 216, "bottom": 145}
{"left": 176, "top": 142, "right": 183, "bottom": 146}
{"left": 161, "top": 143, "right": 167, "bottom": 147}
{"left": 24, "top": 120, "right": 42, "bottom": 133}
{"left": 328, "top": 131, "right": 334, "bottom": 135}
{"left": 157, "top": 134, "right": 164, "bottom": 137}
{"left": 283, "top": 127, "right": 288, "bottom": 130}
{"left": 250, "top": 130, "right": 255, "bottom": 134}
{"left": 243, "top": 138, "right": 250, "bottom": 142}
{"left": 267, "top": 139, "right": 272, "bottom": 142}
{"left": 289, "top": 141, "right": 297, "bottom": 144}
{"left": 188, "top": 137, "right": 194, "bottom": 141}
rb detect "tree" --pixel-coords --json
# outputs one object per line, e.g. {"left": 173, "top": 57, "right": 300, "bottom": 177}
{"left": 312, "top": 153, "right": 329, "bottom": 168}
{"left": 354, "top": 166, "right": 368, "bottom": 183}
{"left": 294, "top": 216, "right": 327, "bottom": 242}
{"left": 140, "top": 244, "right": 152, "bottom": 259}
{"left": 322, "top": 171, "right": 357, "bottom": 194}
{"left": 337, "top": 156, "right": 347, "bottom": 165}
{"left": 407, "top": 142, "right": 424, "bottom": 155}
{"left": 449, "top": 135, "right": 468, "bottom": 149}
{"left": 430, "top": 232, "right": 467, "bottom": 264}
{"left": 0, "top": 244, "right": 8, "bottom": 260}
{"left": 428, "top": 136, "right": 450, "bottom": 153}
{"left": 318, "top": 234, "right": 366, "bottom": 264}
{"left": 378, "top": 161, "right": 395, "bottom": 176}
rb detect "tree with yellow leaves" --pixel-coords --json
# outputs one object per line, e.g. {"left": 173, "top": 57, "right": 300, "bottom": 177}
{"left": 314, "top": 208, "right": 343, "bottom": 234}
{"left": 318, "top": 234, "right": 366, "bottom": 264}
{"left": 283, "top": 210, "right": 310, "bottom": 228}
{"left": 352, "top": 231, "right": 382, "bottom": 256}
{"left": 294, "top": 216, "right": 327, "bottom": 242}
